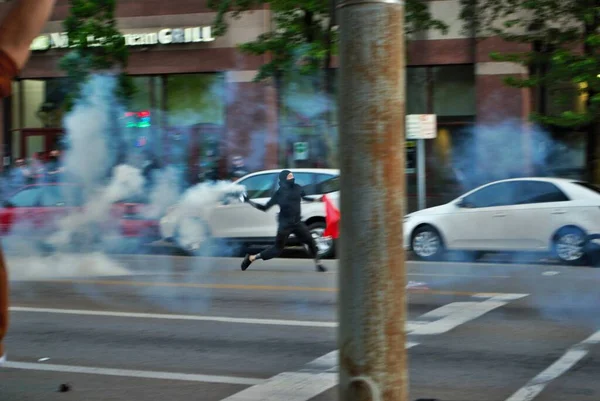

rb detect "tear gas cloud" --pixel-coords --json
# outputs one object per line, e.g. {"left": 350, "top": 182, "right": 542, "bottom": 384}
{"left": 4, "top": 73, "right": 251, "bottom": 283}
{"left": 450, "top": 120, "right": 584, "bottom": 193}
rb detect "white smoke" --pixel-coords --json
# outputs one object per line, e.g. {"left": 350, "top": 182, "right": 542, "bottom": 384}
{"left": 143, "top": 166, "right": 182, "bottom": 219}
{"left": 166, "top": 181, "right": 245, "bottom": 251}
{"left": 7, "top": 252, "right": 130, "bottom": 281}
{"left": 62, "top": 74, "right": 119, "bottom": 187}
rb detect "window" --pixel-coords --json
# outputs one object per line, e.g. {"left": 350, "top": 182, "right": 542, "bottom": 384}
{"left": 462, "top": 182, "right": 517, "bottom": 208}
{"left": 294, "top": 173, "right": 315, "bottom": 195}
{"left": 575, "top": 181, "right": 600, "bottom": 195}
{"left": 41, "top": 186, "right": 84, "bottom": 207}
{"left": 432, "top": 65, "right": 475, "bottom": 117}
{"left": 8, "top": 187, "right": 42, "bottom": 207}
{"left": 315, "top": 174, "right": 339, "bottom": 194}
{"left": 239, "top": 173, "right": 276, "bottom": 199}
{"left": 515, "top": 181, "right": 569, "bottom": 204}
{"left": 166, "top": 73, "right": 225, "bottom": 126}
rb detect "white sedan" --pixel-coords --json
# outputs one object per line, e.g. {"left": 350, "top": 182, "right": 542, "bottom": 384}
{"left": 403, "top": 177, "right": 600, "bottom": 264}
{"left": 160, "top": 169, "right": 340, "bottom": 258}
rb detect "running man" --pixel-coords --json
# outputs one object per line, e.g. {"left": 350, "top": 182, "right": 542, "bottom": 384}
{"left": 241, "top": 170, "right": 327, "bottom": 272}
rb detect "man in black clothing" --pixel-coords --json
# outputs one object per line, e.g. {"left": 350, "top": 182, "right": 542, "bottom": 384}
{"left": 241, "top": 170, "right": 327, "bottom": 272}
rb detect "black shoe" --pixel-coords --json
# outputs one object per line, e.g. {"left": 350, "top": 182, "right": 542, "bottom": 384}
{"left": 316, "top": 264, "right": 327, "bottom": 272}
{"left": 241, "top": 254, "right": 253, "bottom": 271}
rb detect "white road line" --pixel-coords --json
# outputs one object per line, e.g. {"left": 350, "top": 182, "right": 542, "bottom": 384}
{"left": 220, "top": 372, "right": 337, "bottom": 401}
{"left": 409, "top": 294, "right": 528, "bottom": 336}
{"left": 505, "top": 330, "right": 600, "bottom": 401}
{"left": 10, "top": 307, "right": 337, "bottom": 328}
{"left": 2, "top": 361, "right": 262, "bottom": 385}
{"left": 10, "top": 306, "right": 430, "bottom": 331}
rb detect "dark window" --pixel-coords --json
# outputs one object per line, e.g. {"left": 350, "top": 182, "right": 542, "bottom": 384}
{"left": 9, "top": 187, "right": 42, "bottom": 207}
{"left": 462, "top": 182, "right": 517, "bottom": 208}
{"left": 294, "top": 173, "right": 316, "bottom": 195}
{"left": 315, "top": 174, "right": 339, "bottom": 194}
{"left": 41, "top": 185, "right": 84, "bottom": 207}
{"left": 515, "top": 181, "right": 569, "bottom": 204}
{"left": 239, "top": 173, "right": 277, "bottom": 199}
{"left": 575, "top": 181, "right": 600, "bottom": 195}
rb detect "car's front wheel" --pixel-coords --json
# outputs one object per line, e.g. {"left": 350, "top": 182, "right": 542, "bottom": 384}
{"left": 553, "top": 226, "right": 587, "bottom": 265}
{"left": 175, "top": 217, "right": 211, "bottom": 255}
{"left": 411, "top": 225, "right": 445, "bottom": 261}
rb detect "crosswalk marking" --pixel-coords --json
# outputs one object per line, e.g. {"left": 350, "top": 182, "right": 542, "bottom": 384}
{"left": 219, "top": 293, "right": 529, "bottom": 401}
{"left": 505, "top": 330, "right": 600, "bottom": 401}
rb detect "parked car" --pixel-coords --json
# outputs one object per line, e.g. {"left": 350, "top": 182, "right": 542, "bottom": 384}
{"left": 403, "top": 177, "right": 600, "bottom": 265}
{"left": 160, "top": 169, "right": 340, "bottom": 258}
{"left": 0, "top": 183, "right": 158, "bottom": 246}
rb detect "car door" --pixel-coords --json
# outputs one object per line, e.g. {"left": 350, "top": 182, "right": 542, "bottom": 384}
{"left": 504, "top": 180, "right": 572, "bottom": 250}
{"left": 444, "top": 181, "right": 519, "bottom": 250}
{"left": 209, "top": 173, "right": 278, "bottom": 238}
{"left": 38, "top": 185, "right": 84, "bottom": 235}
{"left": 0, "top": 186, "right": 44, "bottom": 235}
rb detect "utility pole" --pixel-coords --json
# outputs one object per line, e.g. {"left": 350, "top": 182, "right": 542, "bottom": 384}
{"left": 337, "top": 0, "right": 407, "bottom": 400}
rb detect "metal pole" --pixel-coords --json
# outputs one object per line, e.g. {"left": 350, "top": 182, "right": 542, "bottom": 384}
{"left": 417, "top": 139, "right": 426, "bottom": 210}
{"left": 337, "top": 0, "right": 407, "bottom": 400}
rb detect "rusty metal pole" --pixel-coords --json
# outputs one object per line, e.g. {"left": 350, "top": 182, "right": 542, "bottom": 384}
{"left": 337, "top": 0, "right": 407, "bottom": 401}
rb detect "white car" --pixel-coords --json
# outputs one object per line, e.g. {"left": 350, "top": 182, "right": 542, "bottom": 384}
{"left": 404, "top": 177, "right": 600, "bottom": 265}
{"left": 160, "top": 169, "right": 340, "bottom": 258}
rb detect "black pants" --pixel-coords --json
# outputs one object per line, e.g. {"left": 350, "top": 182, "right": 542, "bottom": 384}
{"left": 260, "top": 222, "right": 318, "bottom": 261}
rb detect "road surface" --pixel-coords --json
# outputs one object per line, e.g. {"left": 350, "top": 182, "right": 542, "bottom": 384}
{"left": 2, "top": 254, "right": 600, "bottom": 400}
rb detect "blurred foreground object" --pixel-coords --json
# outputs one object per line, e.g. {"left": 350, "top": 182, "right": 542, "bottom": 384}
{"left": 337, "top": 0, "right": 408, "bottom": 400}
{"left": 0, "top": 0, "right": 57, "bottom": 96}
{"left": 0, "top": 0, "right": 57, "bottom": 362}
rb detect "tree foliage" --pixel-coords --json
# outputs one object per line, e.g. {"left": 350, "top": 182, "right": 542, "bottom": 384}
{"left": 60, "top": 0, "right": 134, "bottom": 110}
{"left": 208, "top": 0, "right": 449, "bottom": 84}
{"left": 459, "top": 0, "right": 600, "bottom": 128}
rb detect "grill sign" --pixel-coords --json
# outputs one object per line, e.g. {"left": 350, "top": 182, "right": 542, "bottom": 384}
{"left": 30, "top": 27, "right": 215, "bottom": 51}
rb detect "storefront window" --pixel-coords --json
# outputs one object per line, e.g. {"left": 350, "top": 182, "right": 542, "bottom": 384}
{"left": 166, "top": 73, "right": 225, "bottom": 126}
{"left": 406, "top": 67, "right": 428, "bottom": 114}
{"left": 432, "top": 65, "right": 475, "bottom": 116}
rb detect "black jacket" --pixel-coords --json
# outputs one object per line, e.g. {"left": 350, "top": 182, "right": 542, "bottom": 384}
{"left": 247, "top": 170, "right": 317, "bottom": 226}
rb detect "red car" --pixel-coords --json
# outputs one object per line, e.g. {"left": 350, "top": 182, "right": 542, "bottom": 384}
{"left": 0, "top": 183, "right": 159, "bottom": 244}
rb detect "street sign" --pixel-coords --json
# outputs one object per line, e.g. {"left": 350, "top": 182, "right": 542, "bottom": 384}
{"left": 406, "top": 114, "right": 437, "bottom": 140}
{"left": 293, "top": 142, "right": 309, "bottom": 160}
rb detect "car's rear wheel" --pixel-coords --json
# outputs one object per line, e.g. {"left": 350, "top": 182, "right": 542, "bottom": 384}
{"left": 411, "top": 225, "right": 445, "bottom": 261}
{"left": 553, "top": 227, "right": 588, "bottom": 265}
{"left": 308, "top": 222, "right": 335, "bottom": 259}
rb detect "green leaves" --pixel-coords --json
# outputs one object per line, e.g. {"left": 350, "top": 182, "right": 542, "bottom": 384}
{"left": 209, "top": 0, "right": 447, "bottom": 83}
{"left": 461, "top": 0, "right": 600, "bottom": 129}
{"left": 60, "top": 0, "right": 132, "bottom": 110}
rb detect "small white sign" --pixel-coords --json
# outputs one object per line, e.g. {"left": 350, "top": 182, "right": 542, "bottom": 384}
{"left": 294, "top": 142, "right": 309, "bottom": 160}
{"left": 406, "top": 114, "right": 437, "bottom": 140}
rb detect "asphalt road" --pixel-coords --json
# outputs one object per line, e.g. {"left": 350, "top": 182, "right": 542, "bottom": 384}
{"left": 2, "top": 253, "right": 600, "bottom": 401}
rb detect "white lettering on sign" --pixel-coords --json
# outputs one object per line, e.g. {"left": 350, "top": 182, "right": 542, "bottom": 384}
{"left": 31, "top": 26, "right": 215, "bottom": 51}
{"left": 50, "top": 32, "right": 69, "bottom": 49}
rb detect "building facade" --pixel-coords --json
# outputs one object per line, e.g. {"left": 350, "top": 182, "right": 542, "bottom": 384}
{"left": 0, "top": 0, "right": 585, "bottom": 208}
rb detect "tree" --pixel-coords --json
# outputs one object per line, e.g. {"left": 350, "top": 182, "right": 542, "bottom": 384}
{"left": 208, "top": 0, "right": 448, "bottom": 168}
{"left": 459, "top": 0, "right": 600, "bottom": 181}
{"left": 60, "top": 0, "right": 134, "bottom": 110}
